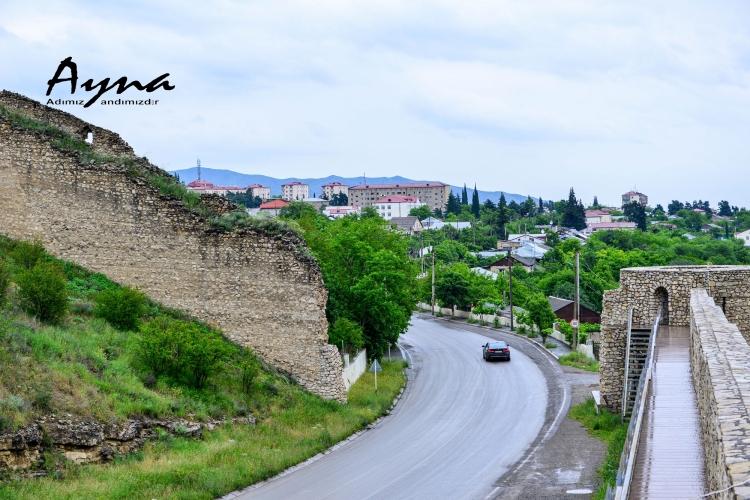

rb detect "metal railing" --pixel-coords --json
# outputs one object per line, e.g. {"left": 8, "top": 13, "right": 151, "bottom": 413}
{"left": 620, "top": 306, "right": 634, "bottom": 421}
{"left": 607, "top": 307, "right": 661, "bottom": 500}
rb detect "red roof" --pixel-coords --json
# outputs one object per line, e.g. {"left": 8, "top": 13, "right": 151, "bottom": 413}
{"left": 585, "top": 210, "right": 609, "bottom": 216}
{"left": 281, "top": 181, "right": 307, "bottom": 186}
{"left": 322, "top": 182, "right": 347, "bottom": 187}
{"left": 375, "top": 195, "right": 420, "bottom": 203}
{"left": 187, "top": 180, "right": 214, "bottom": 188}
{"left": 588, "top": 222, "right": 636, "bottom": 229}
{"left": 350, "top": 182, "right": 447, "bottom": 190}
{"left": 259, "top": 199, "right": 290, "bottom": 209}
{"left": 246, "top": 184, "right": 269, "bottom": 189}
{"left": 623, "top": 191, "right": 645, "bottom": 196}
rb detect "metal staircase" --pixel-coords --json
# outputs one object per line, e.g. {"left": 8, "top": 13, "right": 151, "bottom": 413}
{"left": 621, "top": 308, "right": 653, "bottom": 420}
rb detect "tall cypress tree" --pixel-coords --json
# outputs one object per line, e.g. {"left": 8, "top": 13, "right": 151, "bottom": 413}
{"left": 562, "top": 187, "right": 586, "bottom": 229}
{"left": 446, "top": 192, "right": 460, "bottom": 216}
{"left": 471, "top": 184, "right": 480, "bottom": 217}
{"left": 538, "top": 196, "right": 543, "bottom": 213}
{"left": 461, "top": 184, "right": 469, "bottom": 206}
{"left": 497, "top": 193, "right": 509, "bottom": 238}
{"left": 593, "top": 195, "right": 599, "bottom": 207}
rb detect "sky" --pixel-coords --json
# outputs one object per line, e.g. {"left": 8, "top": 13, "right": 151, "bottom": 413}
{"left": 1, "top": 1, "right": 750, "bottom": 208}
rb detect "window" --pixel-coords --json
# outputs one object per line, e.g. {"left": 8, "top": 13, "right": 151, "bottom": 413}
{"left": 388, "top": 212, "right": 391, "bottom": 216}
{"left": 388, "top": 205, "right": 391, "bottom": 209}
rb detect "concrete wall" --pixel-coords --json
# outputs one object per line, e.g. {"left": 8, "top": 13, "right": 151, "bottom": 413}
{"left": 600, "top": 265, "right": 750, "bottom": 412}
{"left": 342, "top": 349, "right": 367, "bottom": 392}
{"left": 0, "top": 92, "right": 346, "bottom": 402}
{"left": 690, "top": 289, "right": 750, "bottom": 499}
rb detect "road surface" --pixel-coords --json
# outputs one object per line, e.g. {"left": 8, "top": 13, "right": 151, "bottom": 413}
{"left": 235, "top": 316, "right": 551, "bottom": 500}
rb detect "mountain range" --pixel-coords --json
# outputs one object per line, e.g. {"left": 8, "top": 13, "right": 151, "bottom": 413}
{"left": 169, "top": 167, "right": 537, "bottom": 205}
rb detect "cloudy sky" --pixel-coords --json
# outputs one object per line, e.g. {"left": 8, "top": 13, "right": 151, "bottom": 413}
{"left": 2, "top": 1, "right": 749, "bottom": 207}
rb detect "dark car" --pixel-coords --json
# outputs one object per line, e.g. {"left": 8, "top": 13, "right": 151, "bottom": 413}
{"left": 482, "top": 341, "right": 510, "bottom": 362}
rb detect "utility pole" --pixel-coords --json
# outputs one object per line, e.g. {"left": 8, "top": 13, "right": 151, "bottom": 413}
{"left": 573, "top": 249, "right": 581, "bottom": 350}
{"left": 508, "top": 250, "right": 514, "bottom": 331}
{"left": 431, "top": 247, "right": 436, "bottom": 316}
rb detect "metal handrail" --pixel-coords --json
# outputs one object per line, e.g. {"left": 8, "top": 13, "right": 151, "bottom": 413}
{"left": 610, "top": 307, "right": 661, "bottom": 500}
{"left": 621, "top": 306, "right": 634, "bottom": 421}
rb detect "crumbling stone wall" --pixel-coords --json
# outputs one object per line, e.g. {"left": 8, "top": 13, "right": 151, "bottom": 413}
{"left": 600, "top": 266, "right": 750, "bottom": 412}
{"left": 0, "top": 92, "right": 346, "bottom": 403}
{"left": 690, "top": 289, "right": 750, "bottom": 499}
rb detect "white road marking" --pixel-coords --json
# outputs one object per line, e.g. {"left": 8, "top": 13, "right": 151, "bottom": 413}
{"left": 485, "top": 486, "right": 501, "bottom": 499}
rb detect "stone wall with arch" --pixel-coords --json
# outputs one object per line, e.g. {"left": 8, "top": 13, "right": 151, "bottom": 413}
{"left": 599, "top": 265, "right": 750, "bottom": 412}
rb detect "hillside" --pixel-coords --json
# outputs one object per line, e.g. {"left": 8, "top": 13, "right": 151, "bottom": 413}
{"left": 0, "top": 236, "right": 406, "bottom": 498}
{"left": 169, "top": 167, "right": 536, "bottom": 204}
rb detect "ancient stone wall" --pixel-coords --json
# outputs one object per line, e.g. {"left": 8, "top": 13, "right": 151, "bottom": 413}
{"left": 690, "top": 289, "right": 750, "bottom": 499}
{"left": 600, "top": 266, "right": 750, "bottom": 412}
{"left": 0, "top": 92, "right": 346, "bottom": 403}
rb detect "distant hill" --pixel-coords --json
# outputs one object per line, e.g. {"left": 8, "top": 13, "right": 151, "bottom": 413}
{"left": 170, "top": 167, "right": 536, "bottom": 205}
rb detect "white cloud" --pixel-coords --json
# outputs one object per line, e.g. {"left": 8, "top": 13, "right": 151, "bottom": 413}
{"left": 1, "top": 0, "right": 750, "bottom": 206}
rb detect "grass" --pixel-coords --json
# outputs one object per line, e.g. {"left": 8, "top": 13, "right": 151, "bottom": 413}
{"left": 558, "top": 351, "right": 600, "bottom": 372}
{"left": 544, "top": 342, "right": 557, "bottom": 349}
{"left": 569, "top": 397, "right": 627, "bottom": 500}
{"left": 0, "top": 360, "right": 406, "bottom": 500}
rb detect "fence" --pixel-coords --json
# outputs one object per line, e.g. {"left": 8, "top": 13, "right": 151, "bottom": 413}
{"left": 342, "top": 349, "right": 367, "bottom": 392}
{"left": 416, "top": 302, "right": 513, "bottom": 326}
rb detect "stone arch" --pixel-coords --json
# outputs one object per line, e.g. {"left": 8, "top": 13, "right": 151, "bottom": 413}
{"left": 654, "top": 286, "right": 669, "bottom": 325}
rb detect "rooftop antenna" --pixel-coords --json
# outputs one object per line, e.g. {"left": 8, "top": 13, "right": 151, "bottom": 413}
{"left": 197, "top": 159, "right": 201, "bottom": 181}
{"left": 364, "top": 172, "right": 366, "bottom": 185}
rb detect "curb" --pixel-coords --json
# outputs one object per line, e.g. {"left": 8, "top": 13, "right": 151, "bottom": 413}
{"left": 218, "top": 366, "right": 409, "bottom": 500}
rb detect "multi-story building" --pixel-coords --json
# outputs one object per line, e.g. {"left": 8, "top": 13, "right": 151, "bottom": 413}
{"left": 374, "top": 195, "right": 425, "bottom": 220}
{"left": 186, "top": 180, "right": 247, "bottom": 196}
{"left": 321, "top": 181, "right": 348, "bottom": 200}
{"left": 281, "top": 181, "right": 309, "bottom": 201}
{"left": 349, "top": 182, "right": 450, "bottom": 213}
{"left": 622, "top": 191, "right": 648, "bottom": 207}
{"left": 247, "top": 184, "right": 271, "bottom": 201}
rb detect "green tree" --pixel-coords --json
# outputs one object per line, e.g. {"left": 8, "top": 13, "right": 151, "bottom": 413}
{"left": 435, "top": 270, "right": 471, "bottom": 317}
{"left": 328, "top": 317, "right": 364, "bottom": 353}
{"left": 11, "top": 239, "right": 46, "bottom": 270}
{"left": 497, "top": 193, "right": 510, "bottom": 238}
{"left": 280, "top": 201, "right": 322, "bottom": 220}
{"left": 562, "top": 188, "right": 586, "bottom": 230}
{"left": 408, "top": 205, "right": 434, "bottom": 220}
{"left": 526, "top": 294, "right": 557, "bottom": 343}
{"left": 94, "top": 286, "right": 147, "bottom": 331}
{"left": 623, "top": 201, "right": 647, "bottom": 231}
{"left": 471, "top": 185, "right": 480, "bottom": 218}
{"left": 461, "top": 185, "right": 468, "bottom": 206}
{"left": 16, "top": 262, "right": 69, "bottom": 324}
{"left": 668, "top": 200, "right": 684, "bottom": 215}
{"left": 446, "top": 192, "right": 460, "bottom": 216}
{"left": 226, "top": 190, "right": 263, "bottom": 208}
{"left": 330, "top": 193, "right": 349, "bottom": 207}
{"left": 0, "top": 260, "right": 11, "bottom": 305}
{"left": 718, "top": 200, "right": 732, "bottom": 217}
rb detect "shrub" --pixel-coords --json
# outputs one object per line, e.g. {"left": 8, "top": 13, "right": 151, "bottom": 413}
{"left": 16, "top": 262, "right": 69, "bottom": 324}
{"left": 94, "top": 286, "right": 146, "bottom": 331}
{"left": 436, "top": 311, "right": 444, "bottom": 317}
{"left": 11, "top": 239, "right": 46, "bottom": 270}
{"left": 517, "top": 325, "right": 527, "bottom": 335}
{"left": 466, "top": 317, "right": 478, "bottom": 324}
{"left": 137, "top": 317, "right": 234, "bottom": 389}
{"left": 493, "top": 317, "right": 500, "bottom": 328}
{"left": 0, "top": 260, "right": 11, "bottom": 304}
{"left": 240, "top": 354, "right": 260, "bottom": 395}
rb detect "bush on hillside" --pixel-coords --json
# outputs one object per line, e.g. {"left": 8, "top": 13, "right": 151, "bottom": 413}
{"left": 328, "top": 317, "right": 364, "bottom": 353}
{"left": 138, "top": 317, "right": 234, "bottom": 389}
{"left": 94, "top": 285, "right": 146, "bottom": 331}
{"left": 11, "top": 239, "right": 46, "bottom": 270}
{"left": 0, "top": 260, "right": 10, "bottom": 304}
{"left": 16, "top": 262, "right": 68, "bottom": 324}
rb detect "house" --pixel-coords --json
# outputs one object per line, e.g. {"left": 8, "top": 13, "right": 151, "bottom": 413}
{"left": 186, "top": 180, "right": 248, "bottom": 196}
{"left": 548, "top": 296, "right": 601, "bottom": 324}
{"left": 349, "top": 182, "right": 450, "bottom": 213}
{"left": 258, "top": 199, "right": 289, "bottom": 215}
{"left": 684, "top": 233, "right": 696, "bottom": 240}
{"left": 281, "top": 181, "right": 309, "bottom": 201}
{"left": 584, "top": 222, "right": 636, "bottom": 234}
{"left": 321, "top": 182, "right": 349, "bottom": 199}
{"left": 701, "top": 224, "right": 721, "bottom": 233}
{"left": 324, "top": 205, "right": 361, "bottom": 219}
{"left": 514, "top": 242, "right": 550, "bottom": 260}
{"left": 622, "top": 191, "right": 648, "bottom": 207}
{"left": 585, "top": 210, "right": 612, "bottom": 224}
{"left": 693, "top": 208, "right": 706, "bottom": 215}
{"left": 390, "top": 216, "right": 424, "bottom": 234}
{"left": 496, "top": 240, "right": 522, "bottom": 251}
{"left": 302, "top": 197, "right": 327, "bottom": 209}
{"left": 374, "top": 195, "right": 425, "bottom": 220}
{"left": 246, "top": 184, "right": 271, "bottom": 201}
{"left": 419, "top": 217, "right": 471, "bottom": 231}
{"left": 736, "top": 229, "right": 750, "bottom": 246}
{"left": 487, "top": 254, "right": 542, "bottom": 273}
{"left": 471, "top": 268, "right": 498, "bottom": 280}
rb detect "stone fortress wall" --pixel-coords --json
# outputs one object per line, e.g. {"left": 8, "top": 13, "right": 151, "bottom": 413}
{"left": 599, "top": 265, "right": 750, "bottom": 413}
{"left": 0, "top": 91, "right": 346, "bottom": 403}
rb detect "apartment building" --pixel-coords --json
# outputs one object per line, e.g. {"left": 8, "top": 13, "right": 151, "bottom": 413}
{"left": 321, "top": 181, "right": 348, "bottom": 199}
{"left": 247, "top": 184, "right": 271, "bottom": 201}
{"left": 374, "top": 195, "right": 425, "bottom": 220}
{"left": 349, "top": 182, "right": 450, "bottom": 212}
{"left": 622, "top": 191, "right": 648, "bottom": 206}
{"left": 281, "top": 181, "right": 309, "bottom": 201}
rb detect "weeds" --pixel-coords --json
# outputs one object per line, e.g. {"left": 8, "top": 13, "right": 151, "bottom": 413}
{"left": 558, "top": 351, "right": 600, "bottom": 372}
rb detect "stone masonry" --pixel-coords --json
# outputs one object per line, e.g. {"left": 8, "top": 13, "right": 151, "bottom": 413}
{"left": 0, "top": 91, "right": 346, "bottom": 403}
{"left": 690, "top": 289, "right": 750, "bottom": 499}
{"left": 600, "top": 265, "right": 750, "bottom": 413}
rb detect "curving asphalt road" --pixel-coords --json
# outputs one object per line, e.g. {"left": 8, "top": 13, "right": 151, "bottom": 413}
{"left": 233, "top": 315, "right": 554, "bottom": 500}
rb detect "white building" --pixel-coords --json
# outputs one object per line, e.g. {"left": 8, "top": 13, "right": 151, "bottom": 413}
{"left": 186, "top": 180, "right": 247, "bottom": 196}
{"left": 585, "top": 209, "right": 612, "bottom": 224}
{"left": 246, "top": 184, "right": 271, "bottom": 201}
{"left": 735, "top": 229, "right": 750, "bottom": 247}
{"left": 281, "top": 181, "right": 309, "bottom": 201}
{"left": 321, "top": 182, "right": 349, "bottom": 199}
{"left": 375, "top": 195, "right": 425, "bottom": 220}
{"left": 324, "top": 206, "right": 361, "bottom": 219}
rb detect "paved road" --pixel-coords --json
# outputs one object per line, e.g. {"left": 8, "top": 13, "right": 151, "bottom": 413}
{"left": 235, "top": 316, "right": 550, "bottom": 500}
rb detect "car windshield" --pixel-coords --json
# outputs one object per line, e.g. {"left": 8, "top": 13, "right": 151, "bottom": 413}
{"left": 488, "top": 342, "right": 506, "bottom": 349}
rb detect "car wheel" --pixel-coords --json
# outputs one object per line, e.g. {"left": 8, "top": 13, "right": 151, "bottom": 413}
{"left": 507, "top": 356, "right": 511, "bottom": 361}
